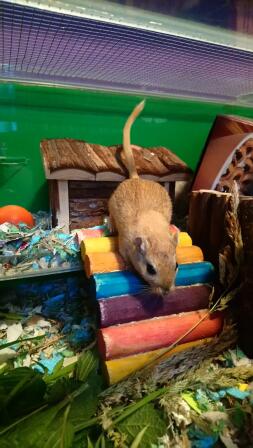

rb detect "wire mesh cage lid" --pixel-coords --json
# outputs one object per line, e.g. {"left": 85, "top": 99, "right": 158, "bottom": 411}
{"left": 2, "top": 1, "right": 253, "bottom": 103}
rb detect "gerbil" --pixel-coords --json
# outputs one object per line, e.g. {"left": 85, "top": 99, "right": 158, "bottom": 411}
{"left": 108, "top": 100, "right": 178, "bottom": 295}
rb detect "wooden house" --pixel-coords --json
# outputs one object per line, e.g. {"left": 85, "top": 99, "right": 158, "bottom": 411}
{"left": 40, "top": 138, "right": 192, "bottom": 232}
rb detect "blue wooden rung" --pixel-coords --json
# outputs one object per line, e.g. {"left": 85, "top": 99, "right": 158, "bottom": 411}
{"left": 94, "top": 261, "right": 216, "bottom": 300}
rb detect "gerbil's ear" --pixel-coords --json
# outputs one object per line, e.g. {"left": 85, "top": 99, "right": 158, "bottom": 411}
{"left": 134, "top": 237, "right": 146, "bottom": 255}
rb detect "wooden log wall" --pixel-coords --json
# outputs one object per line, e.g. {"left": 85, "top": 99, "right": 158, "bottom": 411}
{"left": 188, "top": 189, "right": 253, "bottom": 358}
{"left": 53, "top": 179, "right": 179, "bottom": 231}
{"left": 188, "top": 190, "right": 231, "bottom": 268}
{"left": 237, "top": 197, "right": 253, "bottom": 358}
{"left": 68, "top": 181, "right": 118, "bottom": 230}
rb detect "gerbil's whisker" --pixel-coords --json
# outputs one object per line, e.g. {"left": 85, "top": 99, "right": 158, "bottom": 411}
{"left": 139, "top": 285, "right": 153, "bottom": 294}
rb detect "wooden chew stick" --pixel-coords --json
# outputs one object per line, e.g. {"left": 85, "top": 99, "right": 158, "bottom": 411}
{"left": 94, "top": 262, "right": 215, "bottom": 299}
{"left": 80, "top": 232, "right": 192, "bottom": 258}
{"left": 84, "top": 245, "right": 204, "bottom": 277}
{"left": 75, "top": 228, "right": 105, "bottom": 244}
{"left": 84, "top": 252, "right": 127, "bottom": 277}
{"left": 104, "top": 338, "right": 213, "bottom": 384}
{"left": 98, "top": 284, "right": 212, "bottom": 327}
{"left": 176, "top": 245, "right": 203, "bottom": 264}
{"left": 81, "top": 236, "right": 118, "bottom": 259}
{"left": 76, "top": 224, "right": 181, "bottom": 242}
{"left": 177, "top": 231, "right": 192, "bottom": 246}
{"left": 94, "top": 270, "right": 145, "bottom": 299}
{"left": 97, "top": 310, "right": 223, "bottom": 360}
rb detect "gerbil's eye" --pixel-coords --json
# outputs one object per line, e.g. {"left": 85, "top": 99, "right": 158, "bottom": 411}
{"left": 175, "top": 263, "right": 178, "bottom": 271}
{"left": 146, "top": 263, "right": 156, "bottom": 276}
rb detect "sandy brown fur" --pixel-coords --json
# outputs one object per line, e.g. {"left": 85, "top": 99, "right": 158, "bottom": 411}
{"left": 122, "top": 100, "right": 145, "bottom": 179}
{"left": 108, "top": 101, "right": 177, "bottom": 294}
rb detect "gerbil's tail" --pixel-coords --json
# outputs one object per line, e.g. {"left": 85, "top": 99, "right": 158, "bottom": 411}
{"left": 123, "top": 100, "right": 145, "bottom": 179}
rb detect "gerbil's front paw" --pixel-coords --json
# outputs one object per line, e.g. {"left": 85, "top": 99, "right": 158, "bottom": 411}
{"left": 151, "top": 286, "right": 163, "bottom": 296}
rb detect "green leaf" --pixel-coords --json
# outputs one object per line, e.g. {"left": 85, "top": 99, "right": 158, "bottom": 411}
{"left": 44, "top": 405, "right": 74, "bottom": 448}
{"left": 0, "top": 312, "right": 23, "bottom": 321}
{"left": 0, "top": 368, "right": 46, "bottom": 423}
{"left": 130, "top": 426, "right": 148, "bottom": 448}
{"left": 87, "top": 436, "right": 95, "bottom": 448}
{"left": 112, "top": 386, "right": 167, "bottom": 426}
{"left": 75, "top": 351, "right": 98, "bottom": 383}
{"left": 117, "top": 404, "right": 166, "bottom": 448}
{"left": 95, "top": 434, "right": 103, "bottom": 448}
{"left": 49, "top": 359, "right": 64, "bottom": 376}
{"left": 0, "top": 367, "right": 33, "bottom": 398}
{"left": 69, "top": 379, "right": 101, "bottom": 426}
{"left": 182, "top": 392, "right": 202, "bottom": 414}
{"left": 0, "top": 384, "right": 88, "bottom": 446}
{"left": 46, "top": 378, "right": 78, "bottom": 404}
{"left": 0, "top": 403, "right": 61, "bottom": 447}
{"left": 72, "top": 416, "right": 99, "bottom": 433}
{"left": 100, "top": 434, "right": 106, "bottom": 448}
{"left": 43, "top": 360, "right": 77, "bottom": 384}
{"left": 86, "top": 434, "right": 112, "bottom": 448}
{"left": 0, "top": 384, "right": 87, "bottom": 448}
{"left": 231, "top": 405, "right": 246, "bottom": 429}
{"left": 0, "top": 372, "right": 99, "bottom": 446}
{"left": 0, "top": 335, "right": 44, "bottom": 350}
{"left": 72, "top": 430, "right": 90, "bottom": 448}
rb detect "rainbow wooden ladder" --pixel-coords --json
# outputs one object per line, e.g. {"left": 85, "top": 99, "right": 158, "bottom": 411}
{"left": 80, "top": 228, "right": 223, "bottom": 384}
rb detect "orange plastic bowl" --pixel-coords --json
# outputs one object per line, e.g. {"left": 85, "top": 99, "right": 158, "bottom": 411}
{"left": 0, "top": 205, "right": 35, "bottom": 228}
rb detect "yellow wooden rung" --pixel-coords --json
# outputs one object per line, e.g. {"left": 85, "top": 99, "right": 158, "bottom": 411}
{"left": 81, "top": 236, "right": 118, "bottom": 259}
{"left": 104, "top": 338, "right": 213, "bottom": 385}
{"left": 81, "top": 231, "right": 192, "bottom": 258}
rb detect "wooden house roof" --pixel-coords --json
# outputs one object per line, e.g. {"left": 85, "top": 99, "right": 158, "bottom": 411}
{"left": 40, "top": 138, "right": 192, "bottom": 182}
